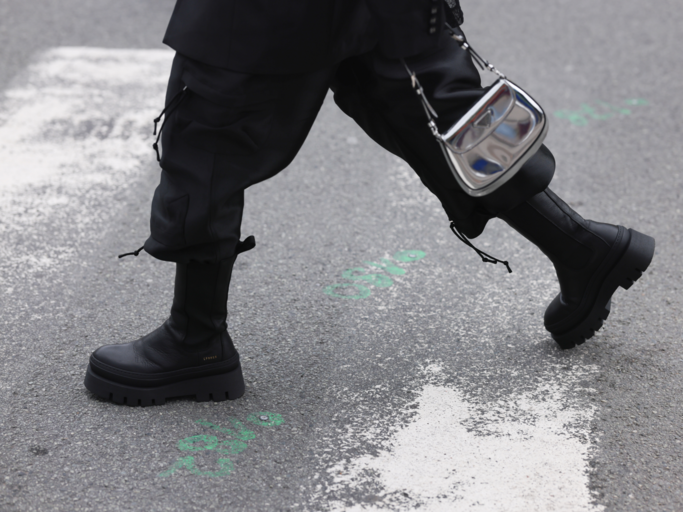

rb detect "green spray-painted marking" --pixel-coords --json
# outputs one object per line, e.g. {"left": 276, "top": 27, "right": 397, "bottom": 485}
{"left": 341, "top": 268, "right": 394, "bottom": 288}
{"left": 158, "top": 456, "right": 234, "bottom": 478}
{"left": 596, "top": 100, "right": 631, "bottom": 115}
{"left": 195, "top": 418, "right": 255, "bottom": 441}
{"left": 159, "top": 412, "right": 283, "bottom": 478}
{"left": 177, "top": 435, "right": 248, "bottom": 456}
{"left": 178, "top": 435, "right": 220, "bottom": 452}
{"left": 216, "top": 439, "right": 249, "bottom": 455}
{"left": 323, "top": 283, "right": 372, "bottom": 300}
{"left": 324, "top": 249, "right": 426, "bottom": 299}
{"left": 554, "top": 98, "right": 648, "bottom": 126}
{"left": 364, "top": 258, "right": 406, "bottom": 275}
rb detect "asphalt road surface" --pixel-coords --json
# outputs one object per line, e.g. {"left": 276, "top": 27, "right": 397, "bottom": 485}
{"left": 1, "top": 1, "right": 682, "bottom": 511}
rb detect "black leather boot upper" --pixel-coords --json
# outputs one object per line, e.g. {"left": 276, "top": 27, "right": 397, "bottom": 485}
{"left": 89, "top": 237, "right": 255, "bottom": 387}
{"left": 499, "top": 189, "right": 626, "bottom": 332}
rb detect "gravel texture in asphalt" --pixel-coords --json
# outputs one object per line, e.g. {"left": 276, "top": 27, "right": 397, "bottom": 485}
{"left": 1, "top": 1, "right": 682, "bottom": 511}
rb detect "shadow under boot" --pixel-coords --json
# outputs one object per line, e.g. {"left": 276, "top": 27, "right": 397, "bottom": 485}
{"left": 84, "top": 236, "right": 255, "bottom": 405}
{"left": 499, "top": 189, "right": 654, "bottom": 349}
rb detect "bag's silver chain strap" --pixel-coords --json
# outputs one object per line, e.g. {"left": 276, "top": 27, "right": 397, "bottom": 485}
{"left": 402, "top": 24, "right": 514, "bottom": 273}
{"left": 401, "top": 61, "right": 442, "bottom": 137}
{"left": 402, "top": 23, "right": 506, "bottom": 135}
{"left": 447, "top": 24, "right": 506, "bottom": 80}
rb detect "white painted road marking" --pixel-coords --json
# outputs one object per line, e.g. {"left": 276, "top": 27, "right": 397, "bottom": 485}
{"left": 325, "top": 364, "right": 602, "bottom": 511}
{"left": 0, "top": 47, "right": 172, "bottom": 279}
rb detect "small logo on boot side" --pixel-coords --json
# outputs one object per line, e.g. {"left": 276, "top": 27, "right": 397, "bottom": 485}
{"left": 203, "top": 356, "right": 218, "bottom": 362}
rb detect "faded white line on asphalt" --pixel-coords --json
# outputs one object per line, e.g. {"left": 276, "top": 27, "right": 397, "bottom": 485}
{"left": 0, "top": 47, "right": 172, "bottom": 281}
{"left": 324, "top": 363, "right": 602, "bottom": 512}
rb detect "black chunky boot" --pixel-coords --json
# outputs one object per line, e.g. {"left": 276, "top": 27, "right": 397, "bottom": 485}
{"left": 499, "top": 189, "right": 655, "bottom": 349}
{"left": 84, "top": 236, "right": 255, "bottom": 406}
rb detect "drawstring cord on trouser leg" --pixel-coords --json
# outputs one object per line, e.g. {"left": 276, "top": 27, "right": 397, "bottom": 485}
{"left": 116, "top": 89, "right": 190, "bottom": 258}
{"left": 117, "top": 88, "right": 189, "bottom": 258}
{"left": 152, "top": 86, "right": 189, "bottom": 162}
{"left": 449, "top": 221, "right": 512, "bottom": 273}
{"left": 118, "top": 246, "right": 145, "bottom": 259}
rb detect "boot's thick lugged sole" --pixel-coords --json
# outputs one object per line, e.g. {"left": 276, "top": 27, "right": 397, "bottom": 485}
{"left": 84, "top": 363, "right": 245, "bottom": 406}
{"left": 549, "top": 228, "right": 655, "bottom": 349}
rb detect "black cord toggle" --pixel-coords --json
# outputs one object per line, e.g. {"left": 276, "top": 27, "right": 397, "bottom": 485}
{"left": 118, "top": 246, "right": 145, "bottom": 259}
{"left": 153, "top": 116, "right": 162, "bottom": 136}
{"left": 450, "top": 221, "right": 512, "bottom": 273}
{"left": 151, "top": 86, "right": 189, "bottom": 162}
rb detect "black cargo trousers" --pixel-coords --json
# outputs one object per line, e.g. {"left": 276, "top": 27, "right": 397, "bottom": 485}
{"left": 143, "top": 29, "right": 555, "bottom": 264}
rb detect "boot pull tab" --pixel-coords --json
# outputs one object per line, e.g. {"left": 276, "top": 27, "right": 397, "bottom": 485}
{"left": 235, "top": 236, "right": 256, "bottom": 255}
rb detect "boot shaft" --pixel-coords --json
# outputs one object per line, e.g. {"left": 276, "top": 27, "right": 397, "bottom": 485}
{"left": 500, "top": 189, "right": 615, "bottom": 271}
{"left": 168, "top": 257, "right": 236, "bottom": 344}
{"left": 499, "top": 188, "right": 625, "bottom": 324}
{"left": 166, "top": 235, "right": 256, "bottom": 347}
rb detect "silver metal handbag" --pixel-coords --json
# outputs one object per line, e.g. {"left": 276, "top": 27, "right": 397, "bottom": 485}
{"left": 405, "top": 28, "right": 549, "bottom": 197}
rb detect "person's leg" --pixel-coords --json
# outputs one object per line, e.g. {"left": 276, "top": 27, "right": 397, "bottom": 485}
{"left": 331, "top": 29, "right": 654, "bottom": 348}
{"left": 145, "top": 54, "right": 334, "bottom": 264}
{"left": 332, "top": 27, "right": 556, "bottom": 240}
{"left": 84, "top": 54, "right": 335, "bottom": 405}
{"left": 84, "top": 239, "right": 254, "bottom": 405}
{"left": 498, "top": 189, "right": 654, "bottom": 348}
